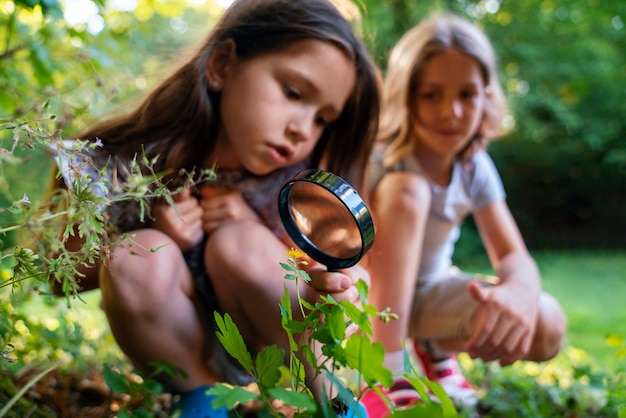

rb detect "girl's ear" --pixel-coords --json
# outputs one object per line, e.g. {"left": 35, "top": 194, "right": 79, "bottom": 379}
{"left": 206, "top": 39, "right": 238, "bottom": 91}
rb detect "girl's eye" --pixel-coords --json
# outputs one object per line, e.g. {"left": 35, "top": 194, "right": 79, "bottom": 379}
{"left": 420, "top": 91, "right": 438, "bottom": 100}
{"left": 461, "top": 90, "right": 478, "bottom": 99}
{"left": 315, "top": 115, "right": 329, "bottom": 127}
{"left": 284, "top": 85, "right": 300, "bottom": 100}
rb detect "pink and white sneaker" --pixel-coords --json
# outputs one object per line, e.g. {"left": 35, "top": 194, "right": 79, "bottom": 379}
{"left": 360, "top": 376, "right": 423, "bottom": 417}
{"left": 413, "top": 341, "right": 479, "bottom": 408}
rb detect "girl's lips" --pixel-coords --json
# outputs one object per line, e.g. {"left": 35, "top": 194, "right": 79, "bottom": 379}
{"left": 267, "top": 143, "right": 294, "bottom": 163}
{"left": 438, "top": 128, "right": 459, "bottom": 136}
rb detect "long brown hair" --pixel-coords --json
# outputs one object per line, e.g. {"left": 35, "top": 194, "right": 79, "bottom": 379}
{"left": 77, "top": 0, "right": 379, "bottom": 190}
{"left": 379, "top": 12, "right": 507, "bottom": 167}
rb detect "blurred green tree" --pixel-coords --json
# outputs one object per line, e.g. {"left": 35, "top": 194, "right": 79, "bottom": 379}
{"left": 358, "top": 0, "right": 626, "bottom": 249}
{"left": 0, "top": 0, "right": 223, "bottom": 245}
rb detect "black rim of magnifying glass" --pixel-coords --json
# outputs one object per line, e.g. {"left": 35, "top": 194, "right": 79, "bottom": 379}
{"left": 278, "top": 169, "right": 374, "bottom": 270}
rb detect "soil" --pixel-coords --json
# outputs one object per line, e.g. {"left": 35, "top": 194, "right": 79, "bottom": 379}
{"left": 1, "top": 365, "right": 171, "bottom": 418}
{"left": 0, "top": 365, "right": 297, "bottom": 417}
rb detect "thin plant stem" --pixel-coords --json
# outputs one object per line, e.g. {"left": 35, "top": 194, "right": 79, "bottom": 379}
{"left": 0, "top": 362, "right": 60, "bottom": 417}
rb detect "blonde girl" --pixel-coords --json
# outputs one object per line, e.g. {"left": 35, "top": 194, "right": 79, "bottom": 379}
{"left": 363, "top": 13, "right": 566, "bottom": 414}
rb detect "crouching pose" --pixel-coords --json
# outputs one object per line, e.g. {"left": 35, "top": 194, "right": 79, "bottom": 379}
{"left": 363, "top": 13, "right": 566, "bottom": 415}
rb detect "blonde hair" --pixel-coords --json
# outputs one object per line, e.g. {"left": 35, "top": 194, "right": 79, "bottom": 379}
{"left": 379, "top": 13, "right": 507, "bottom": 167}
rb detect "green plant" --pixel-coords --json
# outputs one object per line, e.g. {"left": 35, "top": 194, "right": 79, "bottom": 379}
{"left": 102, "top": 361, "right": 186, "bottom": 418}
{"left": 0, "top": 115, "right": 213, "bottom": 412}
{"left": 210, "top": 249, "right": 458, "bottom": 417}
{"left": 460, "top": 344, "right": 626, "bottom": 417}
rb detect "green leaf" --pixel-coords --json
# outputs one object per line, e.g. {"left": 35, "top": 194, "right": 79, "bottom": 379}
{"left": 325, "top": 305, "right": 347, "bottom": 341}
{"left": 390, "top": 404, "right": 447, "bottom": 417}
{"left": 267, "top": 386, "right": 318, "bottom": 412}
{"left": 280, "top": 286, "right": 293, "bottom": 321}
{"left": 324, "top": 371, "right": 361, "bottom": 416}
{"left": 116, "top": 410, "right": 131, "bottom": 418}
{"left": 290, "top": 354, "right": 308, "bottom": 389}
{"left": 341, "top": 299, "right": 373, "bottom": 336}
{"left": 280, "top": 262, "right": 296, "bottom": 272}
{"left": 256, "top": 344, "right": 284, "bottom": 391}
{"left": 140, "top": 379, "right": 163, "bottom": 394}
{"left": 299, "top": 269, "right": 311, "bottom": 283}
{"left": 411, "top": 375, "right": 457, "bottom": 417}
{"left": 208, "top": 383, "right": 258, "bottom": 410}
{"left": 101, "top": 364, "right": 129, "bottom": 394}
{"left": 344, "top": 334, "right": 391, "bottom": 387}
{"left": 311, "top": 322, "right": 334, "bottom": 345}
{"left": 213, "top": 312, "right": 253, "bottom": 373}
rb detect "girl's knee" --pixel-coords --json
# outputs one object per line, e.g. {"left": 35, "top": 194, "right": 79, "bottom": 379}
{"left": 103, "top": 229, "right": 188, "bottom": 310}
{"left": 204, "top": 221, "right": 275, "bottom": 277}
{"left": 206, "top": 220, "right": 261, "bottom": 258}
{"left": 530, "top": 293, "right": 567, "bottom": 361}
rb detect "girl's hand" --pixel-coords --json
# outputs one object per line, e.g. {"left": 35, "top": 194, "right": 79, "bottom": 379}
{"left": 465, "top": 281, "right": 538, "bottom": 366}
{"left": 304, "top": 264, "right": 370, "bottom": 336}
{"left": 304, "top": 264, "right": 370, "bottom": 305}
{"left": 199, "top": 186, "right": 261, "bottom": 234}
{"left": 151, "top": 188, "right": 204, "bottom": 252}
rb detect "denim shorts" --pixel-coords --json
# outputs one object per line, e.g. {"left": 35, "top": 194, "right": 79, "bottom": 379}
{"left": 409, "top": 267, "right": 499, "bottom": 340}
{"left": 183, "top": 238, "right": 221, "bottom": 316}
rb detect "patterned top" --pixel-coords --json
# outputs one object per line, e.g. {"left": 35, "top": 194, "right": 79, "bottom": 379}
{"left": 53, "top": 140, "right": 307, "bottom": 239}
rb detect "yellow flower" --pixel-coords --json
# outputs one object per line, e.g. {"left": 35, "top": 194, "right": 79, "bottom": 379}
{"left": 0, "top": 268, "right": 12, "bottom": 281}
{"left": 286, "top": 248, "right": 307, "bottom": 259}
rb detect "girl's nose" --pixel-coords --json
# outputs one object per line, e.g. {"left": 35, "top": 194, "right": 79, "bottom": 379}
{"left": 441, "top": 97, "right": 462, "bottom": 119}
{"left": 286, "top": 111, "right": 316, "bottom": 144}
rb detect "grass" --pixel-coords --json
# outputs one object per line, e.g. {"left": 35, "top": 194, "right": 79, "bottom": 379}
{"left": 534, "top": 250, "right": 626, "bottom": 368}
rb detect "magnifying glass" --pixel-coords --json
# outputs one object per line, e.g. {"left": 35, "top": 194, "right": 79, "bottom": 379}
{"left": 278, "top": 169, "right": 374, "bottom": 271}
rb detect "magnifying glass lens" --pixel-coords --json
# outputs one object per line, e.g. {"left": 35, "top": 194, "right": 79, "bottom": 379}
{"left": 279, "top": 169, "right": 374, "bottom": 270}
{"left": 288, "top": 181, "right": 362, "bottom": 260}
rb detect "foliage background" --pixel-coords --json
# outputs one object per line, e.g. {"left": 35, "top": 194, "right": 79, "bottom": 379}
{"left": 359, "top": 0, "right": 626, "bottom": 252}
{"left": 1, "top": 0, "right": 624, "bottom": 248}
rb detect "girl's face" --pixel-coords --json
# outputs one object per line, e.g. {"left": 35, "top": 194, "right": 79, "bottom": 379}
{"left": 213, "top": 39, "right": 356, "bottom": 175}
{"left": 412, "top": 48, "right": 488, "bottom": 159}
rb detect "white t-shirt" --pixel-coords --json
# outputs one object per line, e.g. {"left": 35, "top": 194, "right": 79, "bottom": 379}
{"left": 369, "top": 148, "right": 505, "bottom": 282}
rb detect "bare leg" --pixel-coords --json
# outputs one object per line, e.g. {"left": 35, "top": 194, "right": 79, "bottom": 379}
{"left": 367, "top": 173, "right": 430, "bottom": 352}
{"left": 205, "top": 220, "right": 297, "bottom": 351}
{"left": 205, "top": 220, "right": 336, "bottom": 398}
{"left": 100, "top": 229, "right": 220, "bottom": 392}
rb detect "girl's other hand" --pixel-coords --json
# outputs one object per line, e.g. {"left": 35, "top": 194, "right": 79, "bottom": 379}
{"left": 151, "top": 188, "right": 204, "bottom": 252}
{"left": 465, "top": 281, "right": 538, "bottom": 366}
{"left": 199, "top": 186, "right": 261, "bottom": 234}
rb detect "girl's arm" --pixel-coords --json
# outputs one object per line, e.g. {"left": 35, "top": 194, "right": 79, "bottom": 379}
{"left": 51, "top": 228, "right": 101, "bottom": 296}
{"left": 466, "top": 200, "right": 541, "bottom": 366}
{"left": 474, "top": 200, "right": 541, "bottom": 299}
